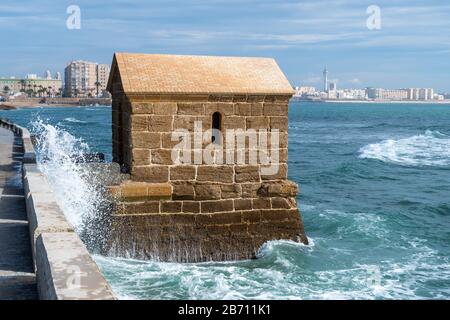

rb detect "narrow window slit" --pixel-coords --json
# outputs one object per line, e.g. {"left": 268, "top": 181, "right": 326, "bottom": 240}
{"left": 212, "top": 112, "right": 222, "bottom": 144}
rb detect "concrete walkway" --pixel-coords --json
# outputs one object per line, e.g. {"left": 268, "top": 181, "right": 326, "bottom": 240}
{"left": 0, "top": 127, "right": 37, "bottom": 300}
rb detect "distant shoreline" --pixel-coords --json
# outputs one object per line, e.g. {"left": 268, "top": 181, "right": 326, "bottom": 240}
{"left": 0, "top": 97, "right": 112, "bottom": 110}
{"left": 0, "top": 102, "right": 80, "bottom": 110}
{"left": 293, "top": 99, "right": 450, "bottom": 104}
{"left": 0, "top": 104, "right": 16, "bottom": 110}
{"left": 3, "top": 99, "right": 450, "bottom": 111}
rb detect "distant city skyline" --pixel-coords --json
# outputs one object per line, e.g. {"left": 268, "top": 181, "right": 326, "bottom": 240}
{"left": 1, "top": 0, "right": 449, "bottom": 92}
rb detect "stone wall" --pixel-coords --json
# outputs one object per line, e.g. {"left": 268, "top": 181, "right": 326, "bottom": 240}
{"left": 108, "top": 94, "right": 308, "bottom": 262}
{"left": 109, "top": 208, "right": 305, "bottom": 262}
{"left": 113, "top": 94, "right": 291, "bottom": 177}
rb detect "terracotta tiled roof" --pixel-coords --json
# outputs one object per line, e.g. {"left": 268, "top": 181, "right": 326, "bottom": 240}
{"left": 111, "top": 53, "right": 294, "bottom": 95}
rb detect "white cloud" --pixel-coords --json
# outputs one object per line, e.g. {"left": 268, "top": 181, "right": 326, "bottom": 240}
{"left": 349, "top": 78, "right": 361, "bottom": 84}
{"left": 303, "top": 76, "right": 321, "bottom": 84}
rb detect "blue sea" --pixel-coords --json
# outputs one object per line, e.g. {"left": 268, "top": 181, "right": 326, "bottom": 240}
{"left": 1, "top": 102, "right": 449, "bottom": 299}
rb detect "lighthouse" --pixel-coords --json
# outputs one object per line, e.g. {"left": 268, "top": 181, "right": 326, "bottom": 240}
{"left": 323, "top": 67, "right": 328, "bottom": 92}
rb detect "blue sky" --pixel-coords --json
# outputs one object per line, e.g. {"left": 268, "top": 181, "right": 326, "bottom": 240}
{"left": 1, "top": 0, "right": 449, "bottom": 92}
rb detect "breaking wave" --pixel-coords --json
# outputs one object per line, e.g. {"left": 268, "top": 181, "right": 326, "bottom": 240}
{"left": 359, "top": 130, "right": 450, "bottom": 166}
{"left": 31, "top": 119, "right": 112, "bottom": 252}
{"left": 95, "top": 233, "right": 450, "bottom": 300}
{"left": 63, "top": 117, "right": 87, "bottom": 123}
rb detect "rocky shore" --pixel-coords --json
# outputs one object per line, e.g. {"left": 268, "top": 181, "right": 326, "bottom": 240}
{"left": 0, "top": 104, "right": 16, "bottom": 110}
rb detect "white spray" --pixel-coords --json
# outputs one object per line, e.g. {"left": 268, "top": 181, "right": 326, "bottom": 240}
{"left": 31, "top": 119, "right": 112, "bottom": 252}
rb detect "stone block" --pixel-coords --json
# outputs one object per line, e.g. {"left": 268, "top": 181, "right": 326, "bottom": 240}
{"left": 120, "top": 182, "right": 148, "bottom": 199}
{"left": 148, "top": 116, "right": 172, "bottom": 132}
{"left": 252, "top": 198, "right": 271, "bottom": 209}
{"left": 207, "top": 102, "right": 234, "bottom": 115}
{"left": 151, "top": 149, "right": 174, "bottom": 165}
{"left": 258, "top": 148, "right": 279, "bottom": 165}
{"left": 241, "top": 183, "right": 261, "bottom": 198}
{"left": 111, "top": 182, "right": 172, "bottom": 201}
{"left": 235, "top": 165, "right": 260, "bottom": 183}
{"left": 201, "top": 199, "right": 234, "bottom": 213}
{"left": 234, "top": 199, "right": 252, "bottom": 211}
{"left": 246, "top": 116, "right": 269, "bottom": 130}
{"left": 131, "top": 115, "right": 148, "bottom": 131}
{"left": 132, "top": 149, "right": 151, "bottom": 166}
{"left": 147, "top": 183, "right": 172, "bottom": 198}
{"left": 177, "top": 103, "right": 205, "bottom": 115}
{"left": 220, "top": 184, "right": 241, "bottom": 199}
{"left": 258, "top": 180, "right": 298, "bottom": 197}
{"left": 131, "top": 166, "right": 169, "bottom": 182}
{"left": 271, "top": 197, "right": 295, "bottom": 209}
{"left": 194, "top": 184, "right": 221, "bottom": 200}
{"left": 251, "top": 103, "right": 263, "bottom": 116}
{"left": 172, "top": 184, "right": 195, "bottom": 200}
{"left": 235, "top": 103, "right": 252, "bottom": 116}
{"left": 223, "top": 116, "right": 246, "bottom": 130}
{"left": 279, "top": 148, "right": 288, "bottom": 163}
{"left": 270, "top": 116, "right": 288, "bottom": 132}
{"left": 120, "top": 201, "right": 160, "bottom": 214}
{"left": 182, "top": 201, "right": 200, "bottom": 213}
{"left": 195, "top": 115, "right": 212, "bottom": 131}
{"left": 197, "top": 166, "right": 234, "bottom": 183}
{"left": 131, "top": 132, "right": 160, "bottom": 149}
{"left": 169, "top": 165, "right": 196, "bottom": 180}
{"left": 279, "top": 132, "right": 288, "bottom": 149}
{"left": 173, "top": 116, "right": 195, "bottom": 131}
{"left": 153, "top": 102, "right": 177, "bottom": 115}
{"left": 261, "top": 163, "right": 287, "bottom": 180}
{"left": 131, "top": 103, "right": 153, "bottom": 114}
{"left": 161, "top": 201, "right": 182, "bottom": 213}
{"left": 161, "top": 132, "right": 189, "bottom": 149}
{"left": 263, "top": 103, "right": 288, "bottom": 116}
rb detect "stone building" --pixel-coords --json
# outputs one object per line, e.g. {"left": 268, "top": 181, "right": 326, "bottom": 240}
{"left": 106, "top": 53, "right": 307, "bottom": 262}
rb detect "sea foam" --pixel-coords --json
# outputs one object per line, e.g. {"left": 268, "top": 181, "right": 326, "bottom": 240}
{"left": 359, "top": 130, "right": 450, "bottom": 166}
{"left": 31, "top": 119, "right": 111, "bottom": 252}
{"left": 63, "top": 117, "right": 86, "bottom": 123}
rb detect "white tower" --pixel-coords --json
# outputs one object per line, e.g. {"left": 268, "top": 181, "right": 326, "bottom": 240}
{"left": 323, "top": 67, "right": 328, "bottom": 92}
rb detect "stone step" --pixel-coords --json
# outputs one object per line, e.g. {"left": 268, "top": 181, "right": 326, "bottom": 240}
{"left": 0, "top": 127, "right": 37, "bottom": 300}
{"left": 0, "top": 273, "right": 37, "bottom": 300}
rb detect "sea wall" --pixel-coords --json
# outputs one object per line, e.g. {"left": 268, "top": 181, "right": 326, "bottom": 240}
{"left": 46, "top": 97, "right": 112, "bottom": 106}
{"left": 0, "top": 118, "right": 115, "bottom": 300}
